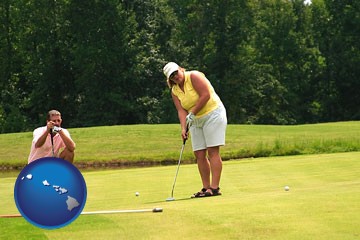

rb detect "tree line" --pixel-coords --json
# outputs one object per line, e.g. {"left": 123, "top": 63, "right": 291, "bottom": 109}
{"left": 0, "top": 0, "right": 359, "bottom": 133}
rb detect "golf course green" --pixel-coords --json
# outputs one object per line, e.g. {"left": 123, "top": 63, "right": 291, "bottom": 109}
{"left": 0, "top": 152, "right": 359, "bottom": 239}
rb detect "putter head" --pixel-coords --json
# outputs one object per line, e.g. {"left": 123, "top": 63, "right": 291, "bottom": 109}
{"left": 166, "top": 197, "right": 175, "bottom": 201}
{"left": 152, "top": 207, "right": 163, "bottom": 212}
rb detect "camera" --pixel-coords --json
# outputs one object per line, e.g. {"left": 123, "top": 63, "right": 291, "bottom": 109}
{"left": 52, "top": 126, "right": 62, "bottom": 133}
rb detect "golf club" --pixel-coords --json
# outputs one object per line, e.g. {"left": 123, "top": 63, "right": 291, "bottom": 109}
{"left": 50, "top": 128, "right": 55, "bottom": 157}
{"left": 0, "top": 214, "right": 22, "bottom": 218}
{"left": 166, "top": 125, "right": 189, "bottom": 202}
{"left": 81, "top": 207, "right": 163, "bottom": 215}
{"left": 0, "top": 208, "right": 163, "bottom": 218}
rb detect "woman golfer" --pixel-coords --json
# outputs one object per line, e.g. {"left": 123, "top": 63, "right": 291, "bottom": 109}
{"left": 163, "top": 62, "right": 227, "bottom": 197}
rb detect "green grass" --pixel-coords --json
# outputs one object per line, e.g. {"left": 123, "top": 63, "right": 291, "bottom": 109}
{"left": 0, "top": 152, "right": 359, "bottom": 239}
{"left": 1, "top": 121, "right": 360, "bottom": 238}
{"left": 1, "top": 122, "right": 360, "bottom": 169}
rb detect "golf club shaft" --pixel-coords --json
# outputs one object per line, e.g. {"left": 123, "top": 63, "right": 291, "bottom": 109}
{"left": 169, "top": 124, "right": 189, "bottom": 198}
{"left": 0, "top": 208, "right": 163, "bottom": 218}
{"left": 0, "top": 214, "right": 21, "bottom": 218}
{"left": 82, "top": 208, "right": 162, "bottom": 215}
{"left": 50, "top": 128, "right": 55, "bottom": 157}
{"left": 170, "top": 143, "right": 185, "bottom": 198}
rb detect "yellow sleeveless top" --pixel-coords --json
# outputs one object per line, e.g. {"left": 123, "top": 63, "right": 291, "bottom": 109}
{"left": 172, "top": 71, "right": 221, "bottom": 118}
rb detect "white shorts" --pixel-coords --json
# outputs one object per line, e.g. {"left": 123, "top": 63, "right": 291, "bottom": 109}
{"left": 190, "top": 104, "right": 227, "bottom": 151}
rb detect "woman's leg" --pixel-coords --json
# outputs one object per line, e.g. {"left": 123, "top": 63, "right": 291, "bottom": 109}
{"left": 207, "top": 146, "right": 222, "bottom": 189}
{"left": 194, "top": 149, "right": 211, "bottom": 189}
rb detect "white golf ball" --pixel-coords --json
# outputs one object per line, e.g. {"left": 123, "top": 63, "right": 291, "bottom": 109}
{"left": 135, "top": 192, "right": 139, "bottom": 196}
{"left": 284, "top": 186, "right": 290, "bottom": 191}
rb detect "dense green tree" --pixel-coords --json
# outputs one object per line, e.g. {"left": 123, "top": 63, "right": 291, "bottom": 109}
{"left": 66, "top": 0, "right": 140, "bottom": 126}
{"left": 242, "top": 0, "right": 326, "bottom": 124}
{"left": 321, "top": 0, "right": 360, "bottom": 120}
{"left": 0, "top": 0, "right": 28, "bottom": 132}
{"left": 1, "top": 0, "right": 360, "bottom": 133}
{"left": 123, "top": 0, "right": 178, "bottom": 123}
{"left": 10, "top": 0, "right": 76, "bottom": 128}
{"left": 0, "top": 0, "right": 11, "bottom": 131}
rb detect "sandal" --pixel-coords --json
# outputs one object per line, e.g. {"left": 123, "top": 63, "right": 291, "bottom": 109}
{"left": 191, "top": 188, "right": 207, "bottom": 198}
{"left": 203, "top": 187, "right": 222, "bottom": 197}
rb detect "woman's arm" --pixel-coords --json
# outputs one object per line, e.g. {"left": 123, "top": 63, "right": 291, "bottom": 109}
{"left": 172, "top": 92, "right": 189, "bottom": 140}
{"left": 188, "top": 71, "right": 210, "bottom": 115}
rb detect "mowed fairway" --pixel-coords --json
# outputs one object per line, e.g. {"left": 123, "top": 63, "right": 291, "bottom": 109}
{"left": 1, "top": 152, "right": 359, "bottom": 240}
